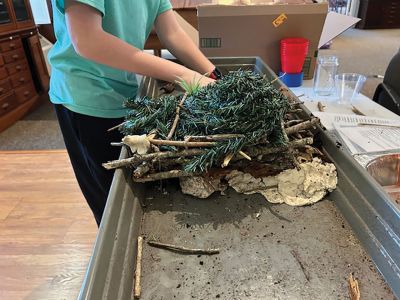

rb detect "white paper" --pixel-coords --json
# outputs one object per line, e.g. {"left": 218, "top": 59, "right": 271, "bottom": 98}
{"left": 312, "top": 112, "right": 400, "bottom": 131}
{"left": 29, "top": 0, "right": 51, "bottom": 25}
{"left": 318, "top": 12, "right": 360, "bottom": 48}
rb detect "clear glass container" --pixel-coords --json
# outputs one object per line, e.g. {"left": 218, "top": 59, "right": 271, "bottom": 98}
{"left": 313, "top": 56, "right": 339, "bottom": 96}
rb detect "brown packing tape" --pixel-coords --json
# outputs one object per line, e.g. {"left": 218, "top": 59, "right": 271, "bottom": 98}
{"left": 272, "top": 13, "right": 288, "bottom": 27}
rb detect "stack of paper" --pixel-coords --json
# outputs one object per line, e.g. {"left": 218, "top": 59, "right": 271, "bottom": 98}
{"left": 313, "top": 112, "right": 400, "bottom": 155}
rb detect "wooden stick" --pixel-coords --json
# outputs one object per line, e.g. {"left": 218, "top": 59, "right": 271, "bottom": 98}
{"left": 103, "top": 138, "right": 313, "bottom": 170}
{"left": 133, "top": 170, "right": 194, "bottom": 182}
{"left": 285, "top": 118, "right": 320, "bottom": 135}
{"left": 221, "top": 153, "right": 235, "bottom": 168}
{"left": 348, "top": 273, "right": 360, "bottom": 300}
{"left": 108, "top": 121, "right": 127, "bottom": 132}
{"left": 238, "top": 150, "right": 251, "bottom": 161}
{"left": 351, "top": 105, "right": 366, "bottom": 116}
{"left": 147, "top": 240, "right": 220, "bottom": 255}
{"left": 285, "top": 119, "right": 303, "bottom": 127}
{"left": 167, "top": 93, "right": 188, "bottom": 140}
{"left": 150, "top": 139, "right": 215, "bottom": 148}
{"left": 291, "top": 250, "right": 310, "bottom": 282}
{"left": 133, "top": 163, "right": 150, "bottom": 178}
{"left": 134, "top": 236, "right": 143, "bottom": 298}
{"left": 185, "top": 134, "right": 245, "bottom": 142}
{"left": 246, "top": 137, "right": 313, "bottom": 157}
{"left": 103, "top": 149, "right": 204, "bottom": 170}
{"left": 317, "top": 101, "right": 325, "bottom": 112}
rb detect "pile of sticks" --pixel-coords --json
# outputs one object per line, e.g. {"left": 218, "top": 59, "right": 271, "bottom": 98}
{"left": 103, "top": 89, "right": 322, "bottom": 182}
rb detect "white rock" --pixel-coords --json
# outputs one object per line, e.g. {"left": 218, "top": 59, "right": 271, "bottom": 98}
{"left": 122, "top": 135, "right": 151, "bottom": 155}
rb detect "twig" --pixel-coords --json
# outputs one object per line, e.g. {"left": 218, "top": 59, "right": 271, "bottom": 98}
{"left": 348, "top": 273, "right": 360, "bottom": 300}
{"left": 134, "top": 236, "right": 143, "bottom": 298}
{"left": 103, "top": 149, "right": 204, "bottom": 170}
{"left": 221, "top": 153, "right": 234, "bottom": 168}
{"left": 287, "top": 108, "right": 303, "bottom": 114}
{"left": 147, "top": 240, "right": 220, "bottom": 255}
{"left": 317, "top": 101, "right": 325, "bottom": 112}
{"left": 185, "top": 134, "right": 245, "bottom": 142}
{"left": 167, "top": 93, "right": 188, "bottom": 140}
{"left": 103, "top": 138, "right": 313, "bottom": 170}
{"left": 285, "top": 119, "right": 303, "bottom": 127}
{"left": 107, "top": 121, "right": 127, "bottom": 132}
{"left": 285, "top": 118, "right": 320, "bottom": 135}
{"left": 351, "top": 105, "right": 366, "bottom": 116}
{"left": 291, "top": 250, "right": 310, "bottom": 282}
{"left": 271, "top": 72, "right": 286, "bottom": 84}
{"left": 133, "top": 163, "right": 151, "bottom": 178}
{"left": 150, "top": 139, "right": 215, "bottom": 148}
{"left": 133, "top": 170, "right": 194, "bottom": 182}
{"left": 238, "top": 150, "right": 251, "bottom": 161}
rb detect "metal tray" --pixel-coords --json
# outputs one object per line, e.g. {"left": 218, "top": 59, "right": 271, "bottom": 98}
{"left": 79, "top": 57, "right": 400, "bottom": 299}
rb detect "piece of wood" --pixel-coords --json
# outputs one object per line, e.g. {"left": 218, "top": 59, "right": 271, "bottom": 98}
{"left": 348, "top": 273, "right": 361, "bottom": 300}
{"left": 0, "top": 150, "right": 97, "bottom": 300}
{"left": 150, "top": 139, "right": 215, "bottom": 148}
{"left": 133, "top": 170, "right": 194, "bottom": 182}
{"left": 134, "top": 236, "right": 143, "bottom": 299}
{"left": 148, "top": 240, "right": 220, "bottom": 255}
{"left": 185, "top": 134, "right": 245, "bottom": 142}
{"left": 103, "top": 149, "right": 204, "bottom": 170}
{"left": 133, "top": 163, "right": 151, "bottom": 178}
{"left": 291, "top": 250, "right": 310, "bottom": 282}
{"left": 317, "top": 101, "right": 325, "bottom": 112}
{"left": 285, "top": 118, "right": 320, "bottom": 135}
{"left": 167, "top": 93, "right": 187, "bottom": 140}
{"left": 351, "top": 105, "right": 366, "bottom": 116}
{"left": 238, "top": 150, "right": 251, "bottom": 161}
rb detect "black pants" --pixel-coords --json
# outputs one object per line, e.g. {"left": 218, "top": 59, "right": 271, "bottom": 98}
{"left": 55, "top": 104, "right": 124, "bottom": 226}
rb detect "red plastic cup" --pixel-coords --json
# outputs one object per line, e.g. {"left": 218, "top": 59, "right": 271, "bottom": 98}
{"left": 280, "top": 38, "right": 309, "bottom": 73}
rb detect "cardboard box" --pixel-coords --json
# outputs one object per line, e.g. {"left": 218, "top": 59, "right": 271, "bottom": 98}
{"left": 197, "top": 0, "right": 328, "bottom": 79}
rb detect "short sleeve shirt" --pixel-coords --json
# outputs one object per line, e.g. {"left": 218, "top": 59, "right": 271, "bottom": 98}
{"left": 48, "top": 0, "right": 172, "bottom": 118}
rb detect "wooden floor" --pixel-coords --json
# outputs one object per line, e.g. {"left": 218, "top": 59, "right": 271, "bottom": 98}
{"left": 0, "top": 150, "right": 97, "bottom": 300}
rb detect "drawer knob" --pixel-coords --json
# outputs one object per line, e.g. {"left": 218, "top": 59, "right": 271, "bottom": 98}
{"left": 1, "top": 102, "right": 9, "bottom": 109}
{"left": 19, "top": 77, "right": 25, "bottom": 82}
{"left": 16, "top": 65, "right": 22, "bottom": 70}
{"left": 0, "top": 88, "right": 3, "bottom": 93}
{"left": 10, "top": 43, "right": 15, "bottom": 48}
{"left": 12, "top": 54, "right": 19, "bottom": 60}
{"left": 24, "top": 91, "right": 30, "bottom": 96}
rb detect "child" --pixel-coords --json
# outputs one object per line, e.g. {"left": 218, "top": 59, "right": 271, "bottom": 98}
{"left": 49, "top": 0, "right": 217, "bottom": 226}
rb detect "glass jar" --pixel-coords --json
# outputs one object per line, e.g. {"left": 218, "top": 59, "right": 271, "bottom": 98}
{"left": 313, "top": 56, "right": 339, "bottom": 97}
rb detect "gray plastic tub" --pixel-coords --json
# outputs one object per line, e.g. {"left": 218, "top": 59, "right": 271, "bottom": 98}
{"left": 79, "top": 57, "right": 400, "bottom": 300}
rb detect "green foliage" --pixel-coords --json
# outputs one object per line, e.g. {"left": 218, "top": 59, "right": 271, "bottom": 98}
{"left": 175, "top": 76, "right": 203, "bottom": 95}
{"left": 121, "top": 70, "right": 290, "bottom": 172}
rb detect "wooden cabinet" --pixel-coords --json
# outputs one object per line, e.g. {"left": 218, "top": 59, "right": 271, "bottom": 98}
{"left": 0, "top": 0, "right": 50, "bottom": 132}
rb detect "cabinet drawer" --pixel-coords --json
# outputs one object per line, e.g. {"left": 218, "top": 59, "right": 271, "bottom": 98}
{"left": 15, "top": 83, "right": 36, "bottom": 104}
{"left": 0, "top": 93, "right": 18, "bottom": 117}
{"left": 3, "top": 48, "right": 25, "bottom": 64}
{"left": 0, "top": 67, "right": 7, "bottom": 80}
{"left": 10, "top": 71, "right": 32, "bottom": 88}
{"left": 0, "top": 79, "right": 12, "bottom": 96}
{"left": 0, "top": 37, "right": 22, "bottom": 52}
{"left": 6, "top": 61, "right": 28, "bottom": 75}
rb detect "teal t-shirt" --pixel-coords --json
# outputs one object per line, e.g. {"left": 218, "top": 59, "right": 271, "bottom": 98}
{"left": 48, "top": 0, "right": 172, "bottom": 118}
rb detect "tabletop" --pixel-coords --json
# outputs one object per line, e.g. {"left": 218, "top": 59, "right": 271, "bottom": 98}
{"left": 290, "top": 80, "right": 400, "bottom": 126}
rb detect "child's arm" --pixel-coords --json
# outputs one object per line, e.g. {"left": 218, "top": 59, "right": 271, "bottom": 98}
{"left": 65, "top": 1, "right": 214, "bottom": 86}
{"left": 154, "top": 10, "right": 215, "bottom": 76}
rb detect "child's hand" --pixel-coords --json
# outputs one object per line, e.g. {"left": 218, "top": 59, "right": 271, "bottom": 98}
{"left": 199, "top": 76, "right": 215, "bottom": 87}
